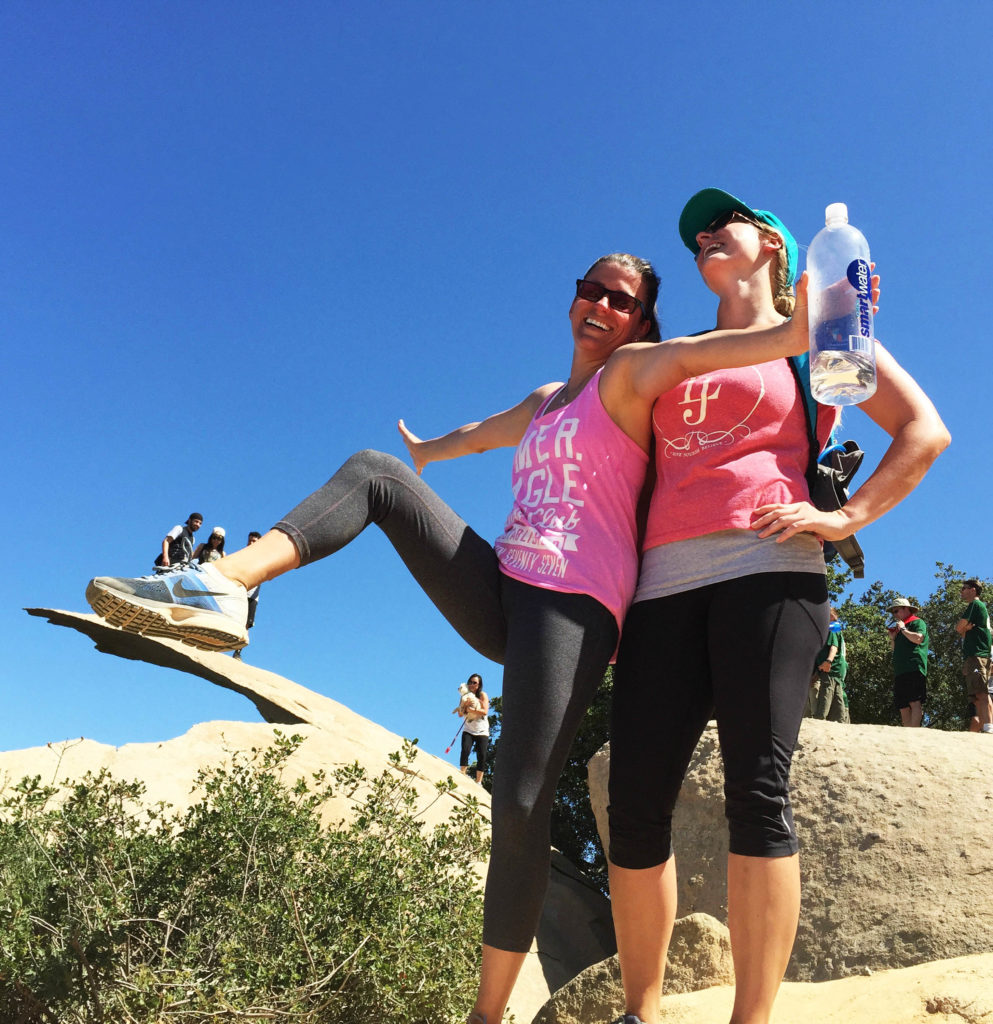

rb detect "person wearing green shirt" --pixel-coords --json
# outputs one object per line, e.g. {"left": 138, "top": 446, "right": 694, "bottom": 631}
{"left": 955, "top": 579, "right": 992, "bottom": 734}
{"left": 807, "top": 607, "right": 849, "bottom": 722}
{"left": 887, "top": 597, "right": 929, "bottom": 727}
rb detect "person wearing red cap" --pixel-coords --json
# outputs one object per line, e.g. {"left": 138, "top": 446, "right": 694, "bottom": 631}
{"left": 606, "top": 189, "right": 949, "bottom": 1024}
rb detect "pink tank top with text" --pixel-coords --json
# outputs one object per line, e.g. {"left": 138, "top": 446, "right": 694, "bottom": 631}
{"left": 643, "top": 358, "right": 839, "bottom": 549}
{"left": 495, "top": 369, "right": 648, "bottom": 631}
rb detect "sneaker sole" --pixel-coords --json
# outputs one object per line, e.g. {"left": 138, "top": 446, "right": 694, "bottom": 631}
{"left": 85, "top": 581, "right": 248, "bottom": 652}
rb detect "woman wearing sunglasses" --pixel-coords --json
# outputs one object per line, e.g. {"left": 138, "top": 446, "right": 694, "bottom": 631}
{"left": 87, "top": 250, "right": 811, "bottom": 1024}
{"left": 605, "top": 191, "right": 949, "bottom": 1024}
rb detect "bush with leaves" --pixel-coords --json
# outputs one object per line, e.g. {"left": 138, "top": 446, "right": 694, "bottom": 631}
{"left": 0, "top": 733, "right": 487, "bottom": 1023}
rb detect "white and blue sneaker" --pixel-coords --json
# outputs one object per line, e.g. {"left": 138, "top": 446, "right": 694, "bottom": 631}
{"left": 86, "top": 562, "right": 249, "bottom": 651}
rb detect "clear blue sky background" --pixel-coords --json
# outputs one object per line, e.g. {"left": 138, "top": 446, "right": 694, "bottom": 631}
{"left": 3, "top": 2, "right": 989, "bottom": 761}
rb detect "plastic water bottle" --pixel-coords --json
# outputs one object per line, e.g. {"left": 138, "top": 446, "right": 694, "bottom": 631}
{"left": 807, "top": 203, "right": 877, "bottom": 405}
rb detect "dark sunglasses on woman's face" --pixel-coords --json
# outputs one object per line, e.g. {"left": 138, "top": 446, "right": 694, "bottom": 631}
{"left": 703, "top": 209, "right": 759, "bottom": 234}
{"left": 575, "top": 279, "right": 646, "bottom": 317}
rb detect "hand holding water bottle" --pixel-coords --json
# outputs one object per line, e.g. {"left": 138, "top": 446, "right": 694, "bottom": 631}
{"left": 807, "top": 203, "right": 879, "bottom": 405}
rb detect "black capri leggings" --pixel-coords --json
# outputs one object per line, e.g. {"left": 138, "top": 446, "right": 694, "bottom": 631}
{"left": 460, "top": 731, "right": 490, "bottom": 771}
{"left": 274, "top": 450, "right": 618, "bottom": 951}
{"left": 608, "top": 571, "right": 828, "bottom": 867}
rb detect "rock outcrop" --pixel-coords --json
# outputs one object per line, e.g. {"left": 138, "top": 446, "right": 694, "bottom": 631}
{"left": 588, "top": 719, "right": 993, "bottom": 982}
{"left": 538, "top": 954, "right": 993, "bottom": 1024}
{"left": 14, "top": 609, "right": 617, "bottom": 1024}
{"left": 533, "top": 913, "right": 733, "bottom": 1024}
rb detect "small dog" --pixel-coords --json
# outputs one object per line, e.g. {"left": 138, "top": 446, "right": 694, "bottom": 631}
{"left": 453, "top": 682, "right": 482, "bottom": 715}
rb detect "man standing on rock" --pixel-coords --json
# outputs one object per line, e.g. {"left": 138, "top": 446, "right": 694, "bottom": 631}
{"left": 955, "top": 580, "right": 992, "bottom": 734}
{"left": 807, "top": 607, "right": 849, "bottom": 722}
{"left": 155, "top": 513, "right": 203, "bottom": 570}
{"left": 887, "top": 598, "right": 929, "bottom": 728}
{"left": 233, "top": 531, "right": 263, "bottom": 661}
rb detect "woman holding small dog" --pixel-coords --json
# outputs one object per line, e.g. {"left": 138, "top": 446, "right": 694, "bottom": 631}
{"left": 458, "top": 674, "right": 490, "bottom": 784}
{"left": 87, "top": 250, "right": 813, "bottom": 1024}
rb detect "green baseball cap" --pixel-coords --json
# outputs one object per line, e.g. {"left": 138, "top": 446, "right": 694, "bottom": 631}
{"left": 678, "top": 187, "right": 799, "bottom": 287}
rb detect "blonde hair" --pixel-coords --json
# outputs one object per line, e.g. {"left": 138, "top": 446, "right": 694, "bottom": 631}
{"left": 759, "top": 227, "right": 795, "bottom": 317}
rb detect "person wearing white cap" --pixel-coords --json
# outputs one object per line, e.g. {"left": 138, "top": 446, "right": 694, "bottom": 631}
{"left": 193, "top": 526, "right": 226, "bottom": 564}
{"left": 887, "top": 598, "right": 929, "bottom": 727}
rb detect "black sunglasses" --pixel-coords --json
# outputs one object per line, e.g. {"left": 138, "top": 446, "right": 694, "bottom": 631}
{"left": 575, "top": 279, "right": 646, "bottom": 317}
{"left": 702, "top": 209, "right": 760, "bottom": 234}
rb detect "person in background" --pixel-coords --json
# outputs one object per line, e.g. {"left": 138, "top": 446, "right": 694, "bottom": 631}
{"left": 888, "top": 598, "right": 929, "bottom": 727}
{"left": 193, "top": 527, "right": 226, "bottom": 564}
{"left": 155, "top": 513, "right": 202, "bottom": 569}
{"left": 806, "top": 607, "right": 848, "bottom": 722}
{"left": 955, "top": 579, "right": 992, "bottom": 733}
{"left": 233, "top": 531, "right": 262, "bottom": 661}
{"left": 245, "top": 531, "right": 263, "bottom": 631}
{"left": 458, "top": 673, "right": 490, "bottom": 783}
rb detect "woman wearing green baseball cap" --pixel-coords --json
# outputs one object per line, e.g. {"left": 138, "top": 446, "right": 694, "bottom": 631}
{"left": 605, "top": 189, "right": 949, "bottom": 1024}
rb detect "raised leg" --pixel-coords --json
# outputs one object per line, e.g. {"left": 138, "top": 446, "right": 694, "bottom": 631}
{"left": 469, "top": 578, "right": 617, "bottom": 1020}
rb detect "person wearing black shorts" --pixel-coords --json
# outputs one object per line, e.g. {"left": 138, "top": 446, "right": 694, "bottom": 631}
{"left": 458, "top": 674, "right": 490, "bottom": 783}
{"left": 887, "top": 597, "right": 929, "bottom": 727}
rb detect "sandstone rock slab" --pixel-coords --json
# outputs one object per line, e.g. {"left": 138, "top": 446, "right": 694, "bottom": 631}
{"left": 589, "top": 719, "right": 993, "bottom": 981}
{"left": 532, "top": 913, "right": 732, "bottom": 1024}
{"left": 652, "top": 954, "right": 993, "bottom": 1024}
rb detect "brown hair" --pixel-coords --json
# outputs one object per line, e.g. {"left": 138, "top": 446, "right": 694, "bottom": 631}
{"left": 584, "top": 252, "right": 661, "bottom": 342}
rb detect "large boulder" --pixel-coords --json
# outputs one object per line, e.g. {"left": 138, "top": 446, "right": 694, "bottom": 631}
{"left": 588, "top": 718, "right": 993, "bottom": 981}
{"left": 533, "top": 913, "right": 732, "bottom": 1024}
{"left": 13, "top": 609, "right": 617, "bottom": 1024}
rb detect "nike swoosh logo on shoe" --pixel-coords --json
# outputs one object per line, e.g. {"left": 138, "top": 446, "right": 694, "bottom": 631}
{"left": 172, "top": 580, "right": 228, "bottom": 600}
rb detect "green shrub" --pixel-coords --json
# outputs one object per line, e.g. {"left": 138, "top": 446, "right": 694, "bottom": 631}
{"left": 0, "top": 734, "right": 486, "bottom": 1023}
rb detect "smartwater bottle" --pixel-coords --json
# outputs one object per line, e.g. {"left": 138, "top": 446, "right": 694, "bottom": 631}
{"left": 807, "top": 203, "right": 877, "bottom": 405}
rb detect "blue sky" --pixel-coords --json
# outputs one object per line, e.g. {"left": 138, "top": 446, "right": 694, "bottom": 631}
{"left": 3, "top": 2, "right": 989, "bottom": 762}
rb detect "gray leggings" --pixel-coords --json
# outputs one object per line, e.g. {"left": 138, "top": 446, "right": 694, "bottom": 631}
{"left": 274, "top": 450, "right": 618, "bottom": 952}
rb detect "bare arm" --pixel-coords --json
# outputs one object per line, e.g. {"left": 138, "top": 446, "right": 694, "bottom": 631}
{"left": 752, "top": 340, "right": 951, "bottom": 543}
{"left": 955, "top": 618, "right": 971, "bottom": 637}
{"left": 398, "top": 383, "right": 559, "bottom": 475}
{"left": 900, "top": 627, "right": 925, "bottom": 645}
{"left": 601, "top": 276, "right": 810, "bottom": 448}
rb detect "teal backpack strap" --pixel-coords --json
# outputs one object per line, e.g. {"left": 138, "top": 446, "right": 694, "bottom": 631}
{"left": 788, "top": 354, "right": 866, "bottom": 577}
{"left": 788, "top": 353, "right": 843, "bottom": 486}
{"left": 787, "top": 354, "right": 820, "bottom": 489}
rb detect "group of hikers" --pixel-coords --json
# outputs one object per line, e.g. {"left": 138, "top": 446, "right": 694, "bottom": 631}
{"left": 84, "top": 188, "right": 949, "bottom": 1024}
{"left": 805, "top": 579, "right": 992, "bottom": 731}
{"left": 148, "top": 513, "right": 262, "bottom": 657}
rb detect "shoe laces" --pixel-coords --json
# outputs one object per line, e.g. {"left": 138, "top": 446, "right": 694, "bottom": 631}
{"left": 153, "top": 563, "right": 200, "bottom": 578}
